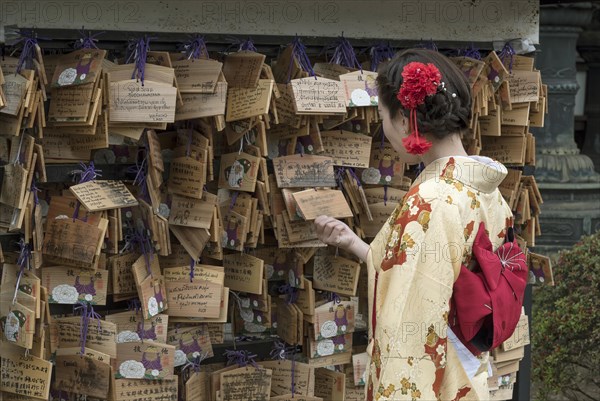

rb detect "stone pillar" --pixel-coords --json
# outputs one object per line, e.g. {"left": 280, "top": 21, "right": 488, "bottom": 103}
{"left": 532, "top": 3, "right": 600, "bottom": 255}
{"left": 532, "top": 4, "right": 599, "bottom": 183}
{"left": 578, "top": 11, "right": 600, "bottom": 174}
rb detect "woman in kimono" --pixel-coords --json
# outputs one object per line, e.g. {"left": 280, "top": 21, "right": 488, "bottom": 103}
{"left": 315, "top": 49, "right": 514, "bottom": 401}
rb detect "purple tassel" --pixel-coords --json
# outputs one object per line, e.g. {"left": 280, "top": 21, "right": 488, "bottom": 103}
{"left": 122, "top": 228, "right": 154, "bottom": 277}
{"left": 460, "top": 44, "right": 482, "bottom": 61}
{"left": 12, "top": 239, "right": 31, "bottom": 305}
{"left": 229, "top": 191, "right": 239, "bottom": 211}
{"left": 239, "top": 38, "right": 257, "bottom": 52}
{"left": 189, "top": 258, "right": 195, "bottom": 282}
{"left": 183, "top": 350, "right": 210, "bottom": 374}
{"left": 418, "top": 39, "right": 438, "bottom": 52}
{"left": 325, "top": 33, "right": 362, "bottom": 71}
{"left": 327, "top": 291, "right": 341, "bottom": 304}
{"left": 334, "top": 167, "right": 346, "bottom": 188}
{"left": 369, "top": 42, "right": 395, "bottom": 72}
{"left": 499, "top": 42, "right": 516, "bottom": 73}
{"left": 184, "top": 35, "right": 209, "bottom": 60}
{"left": 74, "top": 27, "right": 103, "bottom": 49}
{"left": 30, "top": 179, "right": 40, "bottom": 206}
{"left": 224, "top": 349, "right": 258, "bottom": 368}
{"left": 72, "top": 161, "right": 101, "bottom": 183}
{"left": 71, "top": 162, "right": 101, "bottom": 221}
{"left": 13, "top": 29, "right": 39, "bottom": 73}
{"left": 269, "top": 340, "right": 299, "bottom": 396}
{"left": 278, "top": 284, "right": 298, "bottom": 304}
{"left": 347, "top": 168, "right": 362, "bottom": 188}
{"left": 127, "top": 36, "right": 152, "bottom": 86}
{"left": 74, "top": 301, "right": 102, "bottom": 355}
{"left": 287, "top": 35, "right": 316, "bottom": 82}
{"left": 126, "top": 156, "right": 150, "bottom": 202}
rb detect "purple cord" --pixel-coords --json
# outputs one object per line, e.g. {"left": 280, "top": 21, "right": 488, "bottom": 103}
{"left": 287, "top": 35, "right": 316, "bottom": 82}
{"left": 30, "top": 179, "right": 40, "bottom": 206}
{"left": 74, "top": 27, "right": 104, "bottom": 49}
{"left": 127, "top": 36, "right": 152, "bottom": 86}
{"left": 278, "top": 284, "right": 298, "bottom": 304}
{"left": 269, "top": 339, "right": 298, "bottom": 395}
{"left": 14, "top": 29, "right": 38, "bottom": 73}
{"left": 224, "top": 349, "right": 259, "bottom": 368}
{"left": 229, "top": 191, "right": 239, "bottom": 211}
{"left": 123, "top": 228, "right": 154, "bottom": 277}
{"left": 499, "top": 42, "right": 516, "bottom": 73}
{"left": 334, "top": 167, "right": 345, "bottom": 189}
{"left": 72, "top": 162, "right": 101, "bottom": 221}
{"left": 461, "top": 44, "right": 482, "bottom": 60}
{"left": 185, "top": 35, "right": 209, "bottom": 60}
{"left": 126, "top": 156, "right": 149, "bottom": 202}
{"left": 369, "top": 42, "right": 395, "bottom": 72}
{"left": 189, "top": 257, "right": 195, "bottom": 282}
{"left": 418, "top": 39, "right": 438, "bottom": 52}
{"left": 74, "top": 302, "right": 101, "bottom": 355}
{"left": 326, "top": 33, "right": 362, "bottom": 71}
{"left": 383, "top": 185, "right": 389, "bottom": 206}
{"left": 347, "top": 168, "right": 362, "bottom": 188}
{"left": 328, "top": 291, "right": 341, "bottom": 304}
{"left": 239, "top": 38, "right": 257, "bottom": 52}
{"left": 12, "top": 239, "right": 31, "bottom": 304}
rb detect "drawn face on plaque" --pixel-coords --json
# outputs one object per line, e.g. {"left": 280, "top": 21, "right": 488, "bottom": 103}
{"left": 222, "top": 215, "right": 243, "bottom": 251}
{"left": 74, "top": 272, "right": 96, "bottom": 300}
{"left": 179, "top": 331, "right": 204, "bottom": 359}
{"left": 136, "top": 320, "right": 157, "bottom": 341}
{"left": 1, "top": 310, "right": 26, "bottom": 342}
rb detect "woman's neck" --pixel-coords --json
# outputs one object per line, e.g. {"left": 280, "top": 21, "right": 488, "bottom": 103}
{"left": 420, "top": 132, "right": 468, "bottom": 167}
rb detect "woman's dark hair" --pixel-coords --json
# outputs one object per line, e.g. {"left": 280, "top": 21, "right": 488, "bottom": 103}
{"left": 376, "top": 49, "right": 471, "bottom": 139}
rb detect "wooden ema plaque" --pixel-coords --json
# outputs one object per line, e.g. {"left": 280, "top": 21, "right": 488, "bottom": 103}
{"left": 0, "top": 343, "right": 52, "bottom": 400}
{"left": 69, "top": 180, "right": 138, "bottom": 211}
{"left": 290, "top": 77, "right": 347, "bottom": 115}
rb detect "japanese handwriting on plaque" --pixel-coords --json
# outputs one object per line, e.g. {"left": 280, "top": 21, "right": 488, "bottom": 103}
{"left": 222, "top": 253, "right": 264, "bottom": 295}
{"left": 166, "top": 324, "right": 214, "bottom": 367}
{"left": 339, "top": 70, "right": 379, "bottom": 107}
{"left": 114, "top": 342, "right": 176, "bottom": 380}
{"left": 54, "top": 354, "right": 111, "bottom": 399}
{"left": 168, "top": 157, "right": 206, "bottom": 199}
{"left": 42, "top": 266, "right": 108, "bottom": 305}
{"left": 320, "top": 130, "right": 372, "bottom": 168}
{"left": 114, "top": 376, "right": 178, "bottom": 401}
{"left": 219, "top": 366, "right": 272, "bottom": 401}
{"left": 0, "top": 343, "right": 52, "bottom": 400}
{"left": 168, "top": 193, "right": 214, "bottom": 229}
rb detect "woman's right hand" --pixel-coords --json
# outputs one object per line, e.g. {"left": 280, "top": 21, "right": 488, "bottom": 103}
{"left": 314, "top": 215, "right": 370, "bottom": 262}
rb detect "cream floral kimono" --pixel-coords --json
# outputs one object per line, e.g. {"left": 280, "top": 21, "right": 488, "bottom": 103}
{"left": 365, "top": 155, "right": 514, "bottom": 401}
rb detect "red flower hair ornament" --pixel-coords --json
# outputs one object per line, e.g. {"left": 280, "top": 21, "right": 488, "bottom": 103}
{"left": 396, "top": 62, "right": 442, "bottom": 155}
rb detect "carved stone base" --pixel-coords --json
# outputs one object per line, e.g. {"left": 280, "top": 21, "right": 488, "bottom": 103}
{"left": 536, "top": 152, "right": 600, "bottom": 183}
{"left": 534, "top": 183, "right": 600, "bottom": 254}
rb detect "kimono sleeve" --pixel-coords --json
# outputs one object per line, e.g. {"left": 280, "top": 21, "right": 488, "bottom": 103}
{"left": 370, "top": 198, "right": 470, "bottom": 401}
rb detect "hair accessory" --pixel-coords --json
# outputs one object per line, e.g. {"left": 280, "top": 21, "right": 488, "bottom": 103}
{"left": 396, "top": 62, "right": 441, "bottom": 154}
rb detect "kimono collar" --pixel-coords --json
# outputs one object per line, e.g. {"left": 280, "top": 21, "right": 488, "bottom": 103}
{"left": 412, "top": 155, "right": 508, "bottom": 194}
